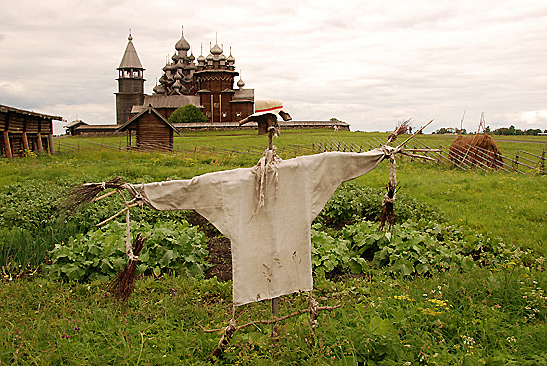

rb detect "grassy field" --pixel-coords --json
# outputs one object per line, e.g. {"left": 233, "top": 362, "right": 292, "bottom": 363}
{"left": 7, "top": 130, "right": 546, "bottom": 254}
{"left": 1, "top": 130, "right": 546, "bottom": 364}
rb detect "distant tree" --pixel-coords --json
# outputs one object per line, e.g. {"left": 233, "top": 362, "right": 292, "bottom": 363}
{"left": 524, "top": 128, "right": 542, "bottom": 136}
{"left": 168, "top": 104, "right": 207, "bottom": 124}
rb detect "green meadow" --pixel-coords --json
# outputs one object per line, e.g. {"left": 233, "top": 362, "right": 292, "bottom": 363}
{"left": 1, "top": 130, "right": 546, "bottom": 364}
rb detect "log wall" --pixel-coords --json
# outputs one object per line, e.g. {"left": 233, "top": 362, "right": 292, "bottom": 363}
{"left": 136, "top": 113, "right": 173, "bottom": 151}
{"left": 0, "top": 106, "right": 57, "bottom": 157}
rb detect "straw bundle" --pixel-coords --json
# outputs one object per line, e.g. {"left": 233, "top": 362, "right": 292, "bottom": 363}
{"left": 107, "top": 234, "right": 146, "bottom": 302}
{"left": 449, "top": 134, "right": 503, "bottom": 169}
{"left": 63, "top": 176, "right": 126, "bottom": 214}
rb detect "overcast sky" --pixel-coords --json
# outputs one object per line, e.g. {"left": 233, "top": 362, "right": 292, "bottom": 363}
{"left": 1, "top": 0, "right": 546, "bottom": 134}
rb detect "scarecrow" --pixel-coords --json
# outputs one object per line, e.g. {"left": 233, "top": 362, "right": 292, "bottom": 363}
{"left": 67, "top": 106, "right": 434, "bottom": 357}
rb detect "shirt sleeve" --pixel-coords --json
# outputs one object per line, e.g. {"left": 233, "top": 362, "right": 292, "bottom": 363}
{"left": 309, "top": 148, "right": 387, "bottom": 218}
{"left": 127, "top": 170, "right": 224, "bottom": 211}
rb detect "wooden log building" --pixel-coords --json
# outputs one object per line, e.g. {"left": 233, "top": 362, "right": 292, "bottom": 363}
{"left": 1, "top": 104, "right": 62, "bottom": 158}
{"left": 118, "top": 105, "right": 181, "bottom": 151}
{"left": 116, "top": 28, "right": 254, "bottom": 126}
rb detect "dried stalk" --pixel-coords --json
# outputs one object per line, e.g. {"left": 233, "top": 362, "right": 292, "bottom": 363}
{"left": 106, "top": 234, "right": 146, "bottom": 302}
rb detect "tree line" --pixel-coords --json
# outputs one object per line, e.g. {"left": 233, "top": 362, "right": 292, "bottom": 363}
{"left": 432, "top": 126, "right": 546, "bottom": 136}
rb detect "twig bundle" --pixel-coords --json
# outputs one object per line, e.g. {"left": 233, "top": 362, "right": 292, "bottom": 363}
{"left": 64, "top": 176, "right": 126, "bottom": 214}
{"left": 387, "top": 119, "right": 411, "bottom": 145}
{"left": 107, "top": 234, "right": 146, "bottom": 302}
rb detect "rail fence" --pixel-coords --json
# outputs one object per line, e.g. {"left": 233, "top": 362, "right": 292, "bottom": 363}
{"left": 314, "top": 138, "right": 546, "bottom": 175}
{"left": 54, "top": 138, "right": 545, "bottom": 174}
{"left": 54, "top": 138, "right": 315, "bottom": 160}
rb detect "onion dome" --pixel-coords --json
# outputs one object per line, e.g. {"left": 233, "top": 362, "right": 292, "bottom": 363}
{"left": 176, "top": 60, "right": 185, "bottom": 69}
{"left": 227, "top": 51, "right": 235, "bottom": 63}
{"left": 197, "top": 44, "right": 206, "bottom": 62}
{"left": 172, "top": 53, "right": 180, "bottom": 62}
{"left": 187, "top": 51, "right": 195, "bottom": 62}
{"left": 210, "top": 42, "right": 223, "bottom": 56}
{"left": 159, "top": 74, "right": 168, "bottom": 84}
{"left": 188, "top": 62, "right": 197, "bottom": 70}
{"left": 237, "top": 77, "right": 245, "bottom": 88}
{"left": 172, "top": 79, "right": 182, "bottom": 88}
{"left": 153, "top": 84, "right": 166, "bottom": 94}
{"left": 219, "top": 53, "right": 226, "bottom": 61}
{"left": 206, "top": 53, "right": 214, "bottom": 61}
{"left": 175, "top": 26, "right": 191, "bottom": 51}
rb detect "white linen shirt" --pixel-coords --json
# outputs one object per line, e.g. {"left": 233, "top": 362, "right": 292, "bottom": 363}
{"left": 129, "top": 149, "right": 387, "bottom": 306}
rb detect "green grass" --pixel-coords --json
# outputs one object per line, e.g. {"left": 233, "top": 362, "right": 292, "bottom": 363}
{"left": 1, "top": 130, "right": 546, "bottom": 364}
{"left": 1, "top": 269, "right": 545, "bottom": 365}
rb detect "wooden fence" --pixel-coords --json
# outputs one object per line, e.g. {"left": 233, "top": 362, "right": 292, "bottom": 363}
{"left": 314, "top": 138, "right": 546, "bottom": 175}
{"left": 54, "top": 137, "right": 545, "bottom": 175}
{"left": 54, "top": 138, "right": 315, "bottom": 160}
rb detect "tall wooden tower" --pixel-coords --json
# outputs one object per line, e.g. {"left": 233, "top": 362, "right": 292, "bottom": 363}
{"left": 115, "top": 33, "right": 145, "bottom": 125}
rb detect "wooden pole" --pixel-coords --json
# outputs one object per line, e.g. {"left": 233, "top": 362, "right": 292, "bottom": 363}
{"left": 3, "top": 131, "right": 13, "bottom": 158}
{"left": 268, "top": 129, "right": 274, "bottom": 150}
{"left": 542, "top": 147, "right": 545, "bottom": 174}
{"left": 48, "top": 133, "right": 55, "bottom": 154}
{"left": 272, "top": 297, "right": 279, "bottom": 337}
{"left": 36, "top": 133, "right": 44, "bottom": 153}
{"left": 22, "top": 132, "right": 29, "bottom": 152}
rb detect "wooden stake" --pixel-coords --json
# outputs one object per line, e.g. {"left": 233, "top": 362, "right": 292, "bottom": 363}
{"left": 3, "top": 131, "right": 12, "bottom": 158}
{"left": 396, "top": 120, "right": 434, "bottom": 149}
{"left": 272, "top": 297, "right": 279, "bottom": 337}
{"left": 36, "top": 133, "right": 44, "bottom": 153}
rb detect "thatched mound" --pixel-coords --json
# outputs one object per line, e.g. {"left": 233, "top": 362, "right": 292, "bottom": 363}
{"left": 448, "top": 134, "right": 503, "bottom": 169}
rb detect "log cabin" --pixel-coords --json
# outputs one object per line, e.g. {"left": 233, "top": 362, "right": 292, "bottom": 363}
{"left": 0, "top": 104, "right": 62, "bottom": 158}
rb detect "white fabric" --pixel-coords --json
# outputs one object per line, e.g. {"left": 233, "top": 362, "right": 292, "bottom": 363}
{"left": 128, "top": 149, "right": 387, "bottom": 306}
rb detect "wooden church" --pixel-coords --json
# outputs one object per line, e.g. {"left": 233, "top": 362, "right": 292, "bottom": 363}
{"left": 115, "top": 27, "right": 254, "bottom": 126}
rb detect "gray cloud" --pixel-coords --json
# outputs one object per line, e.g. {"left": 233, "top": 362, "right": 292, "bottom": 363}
{"left": 1, "top": 0, "right": 546, "bottom": 135}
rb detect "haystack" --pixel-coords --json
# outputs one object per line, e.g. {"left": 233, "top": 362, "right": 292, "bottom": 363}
{"left": 448, "top": 133, "right": 503, "bottom": 169}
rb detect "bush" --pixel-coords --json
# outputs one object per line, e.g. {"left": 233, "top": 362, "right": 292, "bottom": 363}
{"left": 168, "top": 104, "right": 207, "bottom": 124}
{"left": 47, "top": 220, "right": 209, "bottom": 281}
{"left": 313, "top": 182, "right": 442, "bottom": 229}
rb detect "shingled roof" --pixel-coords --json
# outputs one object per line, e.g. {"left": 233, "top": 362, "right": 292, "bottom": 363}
{"left": 118, "top": 34, "right": 143, "bottom": 70}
